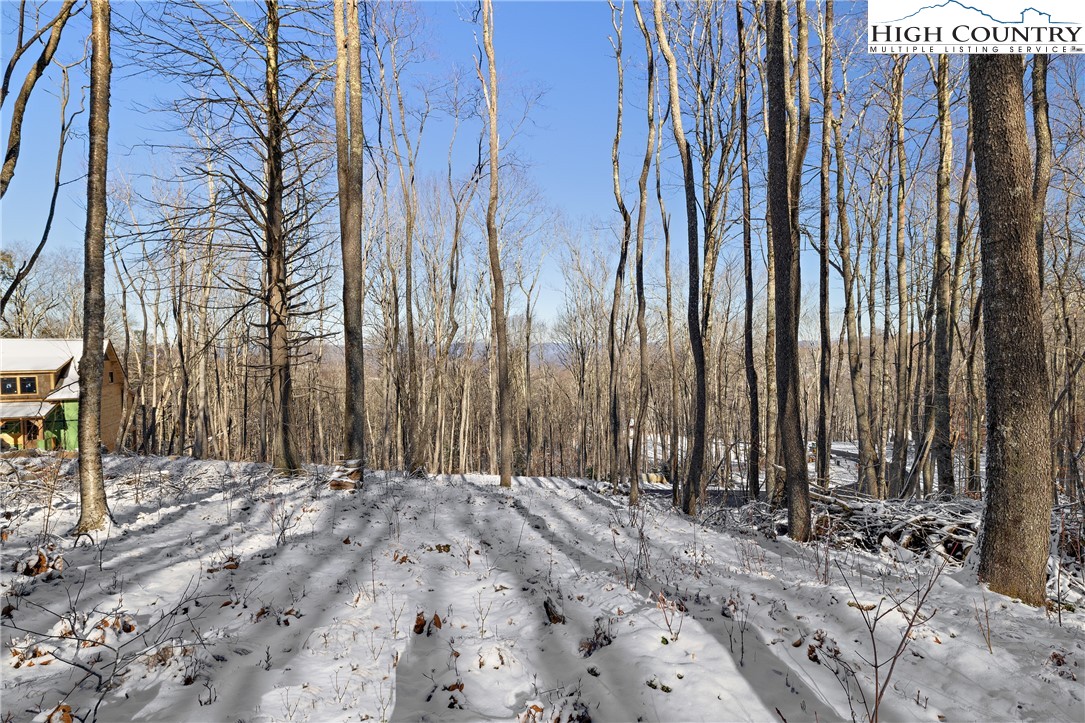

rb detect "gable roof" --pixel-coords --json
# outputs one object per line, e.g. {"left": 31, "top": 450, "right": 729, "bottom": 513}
{"left": 0, "top": 339, "right": 122, "bottom": 401}
{"left": 0, "top": 338, "right": 82, "bottom": 374}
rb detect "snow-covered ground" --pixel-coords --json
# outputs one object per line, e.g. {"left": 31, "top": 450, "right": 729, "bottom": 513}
{"left": 2, "top": 453, "right": 1082, "bottom": 722}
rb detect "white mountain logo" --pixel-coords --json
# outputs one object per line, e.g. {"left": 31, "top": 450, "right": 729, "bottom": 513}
{"left": 886, "top": 1, "right": 1071, "bottom": 25}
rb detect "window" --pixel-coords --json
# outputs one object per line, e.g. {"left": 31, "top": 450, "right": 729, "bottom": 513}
{"left": 19, "top": 377, "right": 37, "bottom": 395}
{"left": 109, "top": 371, "right": 114, "bottom": 384}
{"left": 0, "top": 378, "right": 15, "bottom": 395}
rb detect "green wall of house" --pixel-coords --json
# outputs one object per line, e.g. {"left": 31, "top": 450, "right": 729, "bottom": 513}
{"left": 43, "top": 402, "right": 79, "bottom": 450}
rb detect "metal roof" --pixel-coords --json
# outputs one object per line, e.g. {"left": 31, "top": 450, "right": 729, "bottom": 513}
{"left": 0, "top": 401, "right": 58, "bottom": 420}
{"left": 0, "top": 338, "right": 80, "bottom": 373}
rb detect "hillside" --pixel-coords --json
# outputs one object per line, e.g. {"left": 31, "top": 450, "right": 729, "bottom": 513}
{"left": 2, "top": 453, "right": 1082, "bottom": 722}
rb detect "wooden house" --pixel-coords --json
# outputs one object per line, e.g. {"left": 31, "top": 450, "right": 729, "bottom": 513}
{"left": 0, "top": 338, "right": 128, "bottom": 452}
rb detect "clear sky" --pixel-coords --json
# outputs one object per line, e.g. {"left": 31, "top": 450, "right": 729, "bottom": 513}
{"left": 1, "top": 1, "right": 645, "bottom": 323}
{"left": 1, "top": 1, "right": 886, "bottom": 330}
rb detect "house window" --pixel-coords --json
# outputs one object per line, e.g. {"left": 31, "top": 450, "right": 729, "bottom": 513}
{"left": 109, "top": 371, "right": 114, "bottom": 384}
{"left": 19, "top": 377, "right": 37, "bottom": 395}
{"left": 0, "top": 378, "right": 15, "bottom": 395}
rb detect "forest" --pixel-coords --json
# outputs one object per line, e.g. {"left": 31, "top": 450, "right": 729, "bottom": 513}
{"left": 1, "top": 1, "right": 1083, "bottom": 721}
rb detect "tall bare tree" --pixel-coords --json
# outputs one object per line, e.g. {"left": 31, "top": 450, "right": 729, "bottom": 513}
{"left": 477, "top": 0, "right": 511, "bottom": 488}
{"left": 629, "top": 0, "right": 657, "bottom": 505}
{"left": 766, "top": 0, "right": 809, "bottom": 541}
{"left": 653, "top": 0, "right": 705, "bottom": 515}
{"left": 932, "top": 54, "right": 955, "bottom": 496}
{"left": 333, "top": 0, "right": 367, "bottom": 471}
{"left": 606, "top": 0, "right": 633, "bottom": 493}
{"left": 74, "top": 0, "right": 111, "bottom": 534}
{"left": 815, "top": 0, "right": 833, "bottom": 490}
{"left": 971, "top": 54, "right": 1052, "bottom": 606}
{"left": 737, "top": 1, "right": 759, "bottom": 500}
{"left": 1032, "top": 54, "right": 1051, "bottom": 287}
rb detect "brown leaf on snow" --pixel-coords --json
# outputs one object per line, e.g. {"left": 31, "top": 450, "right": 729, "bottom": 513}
{"left": 413, "top": 612, "right": 426, "bottom": 635}
{"left": 23, "top": 550, "right": 48, "bottom": 577}
{"left": 46, "top": 704, "right": 73, "bottom": 723}
{"left": 432, "top": 613, "right": 443, "bottom": 630}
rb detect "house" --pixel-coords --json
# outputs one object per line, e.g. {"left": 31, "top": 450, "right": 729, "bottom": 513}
{"left": 0, "top": 338, "right": 128, "bottom": 452}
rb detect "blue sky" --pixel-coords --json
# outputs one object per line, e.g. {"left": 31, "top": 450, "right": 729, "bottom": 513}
{"left": 1, "top": 2, "right": 624, "bottom": 249}
{"left": 1, "top": 1, "right": 641, "bottom": 322}
{"left": 1, "top": 1, "right": 903, "bottom": 333}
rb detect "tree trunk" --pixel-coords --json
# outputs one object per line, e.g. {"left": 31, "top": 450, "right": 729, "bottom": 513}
{"left": 653, "top": 0, "right": 705, "bottom": 516}
{"left": 833, "top": 112, "right": 879, "bottom": 499}
{"left": 74, "top": 0, "right": 111, "bottom": 534}
{"left": 737, "top": 2, "right": 760, "bottom": 501}
{"left": 970, "top": 54, "right": 1052, "bottom": 607}
{"left": 889, "top": 56, "right": 912, "bottom": 497}
{"left": 766, "top": 0, "right": 809, "bottom": 541}
{"left": 607, "top": 0, "right": 632, "bottom": 493}
{"left": 479, "top": 0, "right": 511, "bottom": 488}
{"left": 1031, "top": 54, "right": 1050, "bottom": 288}
{"left": 334, "top": 0, "right": 367, "bottom": 469}
{"left": 933, "top": 55, "right": 955, "bottom": 496}
{"left": 815, "top": 0, "right": 833, "bottom": 491}
{"left": 630, "top": 0, "right": 656, "bottom": 506}
{"left": 264, "top": 0, "right": 297, "bottom": 471}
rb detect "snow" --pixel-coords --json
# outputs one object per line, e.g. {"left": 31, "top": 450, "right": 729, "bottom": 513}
{"left": 2, "top": 453, "right": 1082, "bottom": 722}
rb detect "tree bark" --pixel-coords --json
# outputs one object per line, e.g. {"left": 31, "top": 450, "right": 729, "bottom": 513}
{"left": 630, "top": 0, "right": 657, "bottom": 506}
{"left": 74, "top": 0, "right": 111, "bottom": 534}
{"left": 933, "top": 55, "right": 955, "bottom": 496}
{"left": 1031, "top": 54, "right": 1050, "bottom": 288}
{"left": 334, "top": 0, "right": 367, "bottom": 470}
{"left": 766, "top": 0, "right": 809, "bottom": 541}
{"left": 653, "top": 0, "right": 705, "bottom": 516}
{"left": 970, "top": 54, "right": 1052, "bottom": 607}
{"left": 889, "top": 56, "right": 913, "bottom": 497}
{"left": 265, "top": 0, "right": 297, "bottom": 471}
{"left": 815, "top": 0, "right": 833, "bottom": 491}
{"left": 737, "top": 2, "right": 760, "bottom": 500}
{"left": 607, "top": 0, "right": 632, "bottom": 493}
{"left": 479, "top": 0, "right": 512, "bottom": 488}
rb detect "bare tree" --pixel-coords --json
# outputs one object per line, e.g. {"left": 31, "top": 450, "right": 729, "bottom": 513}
{"left": 653, "top": 0, "right": 705, "bottom": 516}
{"left": 630, "top": 0, "right": 657, "bottom": 505}
{"left": 971, "top": 54, "right": 1052, "bottom": 606}
{"left": 766, "top": 0, "right": 809, "bottom": 541}
{"left": 333, "top": 0, "right": 367, "bottom": 471}
{"left": 606, "top": 0, "right": 633, "bottom": 493}
{"left": 737, "top": 1, "right": 760, "bottom": 500}
{"left": 74, "top": 0, "right": 111, "bottom": 534}
{"left": 815, "top": 0, "right": 833, "bottom": 491}
{"left": 1032, "top": 54, "right": 1051, "bottom": 286}
{"left": 477, "top": 0, "right": 511, "bottom": 488}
